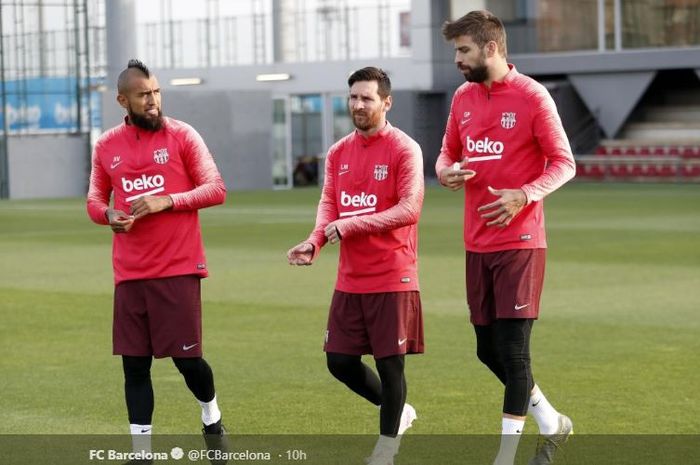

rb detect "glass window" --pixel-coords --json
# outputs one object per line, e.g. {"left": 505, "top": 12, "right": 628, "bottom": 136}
{"left": 449, "top": 0, "right": 599, "bottom": 53}
{"left": 622, "top": 0, "right": 700, "bottom": 48}
{"left": 449, "top": 0, "right": 700, "bottom": 52}
{"left": 331, "top": 95, "right": 354, "bottom": 142}
{"left": 272, "top": 98, "right": 290, "bottom": 188}
{"left": 290, "top": 95, "right": 323, "bottom": 186}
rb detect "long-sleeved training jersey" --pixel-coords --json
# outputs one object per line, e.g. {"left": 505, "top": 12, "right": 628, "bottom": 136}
{"left": 436, "top": 65, "right": 575, "bottom": 252}
{"left": 307, "top": 122, "right": 424, "bottom": 293}
{"left": 87, "top": 116, "right": 226, "bottom": 284}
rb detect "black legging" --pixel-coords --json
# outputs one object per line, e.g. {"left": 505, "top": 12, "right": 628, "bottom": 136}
{"left": 474, "top": 319, "right": 534, "bottom": 416}
{"left": 122, "top": 356, "right": 216, "bottom": 425}
{"left": 326, "top": 353, "right": 406, "bottom": 436}
{"left": 122, "top": 356, "right": 153, "bottom": 425}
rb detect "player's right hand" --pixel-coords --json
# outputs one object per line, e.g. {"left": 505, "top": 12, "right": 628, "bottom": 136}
{"left": 439, "top": 160, "right": 476, "bottom": 191}
{"left": 287, "top": 242, "right": 315, "bottom": 266}
{"left": 106, "top": 208, "right": 135, "bottom": 233}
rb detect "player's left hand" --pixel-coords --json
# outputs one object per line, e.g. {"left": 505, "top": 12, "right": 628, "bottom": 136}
{"left": 324, "top": 222, "right": 343, "bottom": 245}
{"left": 477, "top": 186, "right": 527, "bottom": 228}
{"left": 130, "top": 195, "right": 173, "bottom": 219}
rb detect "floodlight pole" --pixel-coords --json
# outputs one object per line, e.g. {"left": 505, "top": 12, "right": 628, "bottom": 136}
{"left": 0, "top": 4, "right": 10, "bottom": 199}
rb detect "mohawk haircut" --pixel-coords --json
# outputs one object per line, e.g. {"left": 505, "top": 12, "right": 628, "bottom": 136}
{"left": 117, "top": 59, "right": 152, "bottom": 94}
{"left": 348, "top": 67, "right": 392, "bottom": 99}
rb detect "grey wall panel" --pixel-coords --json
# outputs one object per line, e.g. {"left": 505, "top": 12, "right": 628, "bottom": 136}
{"left": 388, "top": 90, "right": 416, "bottom": 141}
{"left": 154, "top": 58, "right": 433, "bottom": 95}
{"left": 543, "top": 80, "right": 600, "bottom": 154}
{"left": 414, "top": 92, "right": 447, "bottom": 177}
{"left": 8, "top": 135, "right": 89, "bottom": 199}
{"left": 434, "top": 48, "right": 700, "bottom": 93}
{"left": 100, "top": 90, "right": 273, "bottom": 191}
{"left": 166, "top": 91, "right": 273, "bottom": 191}
{"left": 569, "top": 71, "right": 656, "bottom": 138}
{"left": 386, "top": 90, "right": 447, "bottom": 178}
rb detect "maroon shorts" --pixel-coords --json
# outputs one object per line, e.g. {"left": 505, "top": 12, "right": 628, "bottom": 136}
{"left": 466, "top": 249, "right": 546, "bottom": 326}
{"left": 324, "top": 290, "right": 424, "bottom": 359}
{"left": 113, "top": 275, "right": 202, "bottom": 358}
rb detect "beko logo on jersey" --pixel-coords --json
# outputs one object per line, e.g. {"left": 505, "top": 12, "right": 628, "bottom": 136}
{"left": 122, "top": 174, "right": 166, "bottom": 201}
{"left": 341, "top": 191, "right": 377, "bottom": 207}
{"left": 466, "top": 136, "right": 504, "bottom": 154}
{"left": 465, "top": 135, "right": 504, "bottom": 162}
{"left": 340, "top": 191, "right": 377, "bottom": 217}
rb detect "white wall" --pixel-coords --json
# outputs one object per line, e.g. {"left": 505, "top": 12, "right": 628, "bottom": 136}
{"left": 8, "top": 135, "right": 89, "bottom": 199}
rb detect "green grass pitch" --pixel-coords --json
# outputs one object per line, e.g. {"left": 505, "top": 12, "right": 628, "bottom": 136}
{"left": 0, "top": 183, "right": 698, "bottom": 435}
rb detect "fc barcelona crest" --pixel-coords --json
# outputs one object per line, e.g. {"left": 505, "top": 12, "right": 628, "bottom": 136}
{"left": 153, "top": 148, "right": 169, "bottom": 164}
{"left": 501, "top": 112, "right": 516, "bottom": 129}
{"left": 374, "top": 164, "right": 389, "bottom": 181}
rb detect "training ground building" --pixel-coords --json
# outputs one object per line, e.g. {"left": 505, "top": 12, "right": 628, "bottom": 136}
{"left": 2, "top": 0, "right": 699, "bottom": 199}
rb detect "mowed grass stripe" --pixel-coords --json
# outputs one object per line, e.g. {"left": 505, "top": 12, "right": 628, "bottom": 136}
{"left": 0, "top": 183, "right": 698, "bottom": 434}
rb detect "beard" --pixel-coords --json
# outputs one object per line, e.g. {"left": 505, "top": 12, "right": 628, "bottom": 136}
{"left": 128, "top": 106, "right": 163, "bottom": 131}
{"left": 463, "top": 64, "right": 489, "bottom": 83}
{"left": 351, "top": 109, "right": 382, "bottom": 132}
{"left": 459, "top": 53, "right": 490, "bottom": 83}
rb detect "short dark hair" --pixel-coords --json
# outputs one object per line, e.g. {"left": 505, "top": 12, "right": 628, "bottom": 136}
{"left": 347, "top": 67, "right": 391, "bottom": 99}
{"left": 441, "top": 10, "right": 507, "bottom": 57}
{"left": 117, "top": 59, "right": 151, "bottom": 93}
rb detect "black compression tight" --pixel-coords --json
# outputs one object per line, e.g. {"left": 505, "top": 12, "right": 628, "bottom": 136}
{"left": 326, "top": 352, "right": 407, "bottom": 436}
{"left": 474, "top": 319, "right": 535, "bottom": 417}
{"left": 122, "top": 356, "right": 216, "bottom": 425}
{"left": 122, "top": 356, "right": 154, "bottom": 425}
{"left": 172, "top": 357, "right": 216, "bottom": 403}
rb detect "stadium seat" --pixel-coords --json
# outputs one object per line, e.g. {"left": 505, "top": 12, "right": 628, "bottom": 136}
{"left": 682, "top": 147, "right": 699, "bottom": 158}
{"left": 610, "top": 163, "right": 630, "bottom": 178}
{"left": 658, "top": 164, "right": 677, "bottom": 177}
{"left": 630, "top": 163, "right": 645, "bottom": 177}
{"left": 682, "top": 163, "right": 700, "bottom": 177}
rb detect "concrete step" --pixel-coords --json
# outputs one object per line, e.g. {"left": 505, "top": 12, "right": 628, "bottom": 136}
{"left": 619, "top": 122, "right": 700, "bottom": 140}
{"left": 600, "top": 138, "right": 700, "bottom": 147}
{"left": 638, "top": 105, "right": 700, "bottom": 123}
{"left": 663, "top": 89, "right": 700, "bottom": 105}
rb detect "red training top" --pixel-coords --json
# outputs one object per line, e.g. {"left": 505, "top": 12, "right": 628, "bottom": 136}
{"left": 87, "top": 116, "right": 226, "bottom": 284}
{"left": 436, "top": 65, "right": 576, "bottom": 252}
{"left": 307, "top": 122, "right": 424, "bottom": 293}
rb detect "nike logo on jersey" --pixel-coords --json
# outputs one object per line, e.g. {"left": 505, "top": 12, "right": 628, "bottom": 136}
{"left": 339, "top": 170, "right": 350, "bottom": 176}
{"left": 398, "top": 338, "right": 407, "bottom": 346}
{"left": 514, "top": 304, "right": 529, "bottom": 311}
{"left": 110, "top": 156, "right": 122, "bottom": 169}
{"left": 182, "top": 343, "right": 199, "bottom": 351}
